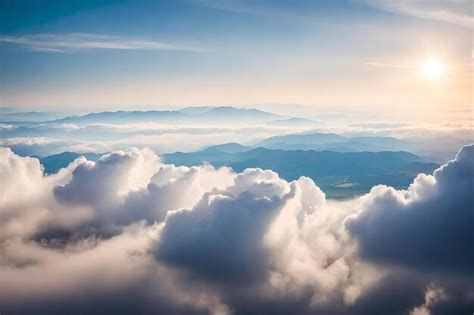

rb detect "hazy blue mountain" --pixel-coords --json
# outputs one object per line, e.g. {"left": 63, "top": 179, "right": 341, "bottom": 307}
{"left": 39, "top": 152, "right": 102, "bottom": 174}
{"left": 202, "top": 142, "right": 250, "bottom": 153}
{"left": 255, "top": 132, "right": 413, "bottom": 152}
{"left": 267, "top": 117, "right": 319, "bottom": 127}
{"left": 164, "top": 146, "right": 438, "bottom": 199}
{"left": 0, "top": 107, "right": 19, "bottom": 114}
{"left": 194, "top": 106, "right": 283, "bottom": 123}
{"left": 316, "top": 137, "right": 411, "bottom": 152}
{"left": 162, "top": 147, "right": 243, "bottom": 167}
{"left": 178, "top": 106, "right": 214, "bottom": 115}
{"left": 53, "top": 110, "right": 188, "bottom": 125}
{"left": 257, "top": 132, "right": 347, "bottom": 148}
{"left": 51, "top": 106, "right": 283, "bottom": 125}
{"left": 0, "top": 111, "right": 62, "bottom": 122}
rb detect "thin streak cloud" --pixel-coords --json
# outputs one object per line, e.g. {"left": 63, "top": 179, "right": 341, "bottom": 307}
{"left": 364, "top": 61, "right": 412, "bottom": 68}
{"left": 365, "top": 60, "right": 473, "bottom": 73}
{"left": 0, "top": 33, "right": 200, "bottom": 53}
{"left": 363, "top": 0, "right": 473, "bottom": 28}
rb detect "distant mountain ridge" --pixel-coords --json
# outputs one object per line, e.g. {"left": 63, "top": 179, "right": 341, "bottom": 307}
{"left": 51, "top": 106, "right": 285, "bottom": 125}
{"left": 254, "top": 132, "right": 413, "bottom": 152}
{"left": 52, "top": 110, "right": 188, "bottom": 124}
{"left": 39, "top": 151, "right": 102, "bottom": 174}
{"left": 163, "top": 144, "right": 438, "bottom": 199}
{"left": 35, "top": 144, "right": 438, "bottom": 199}
{"left": 202, "top": 142, "right": 249, "bottom": 153}
{"left": 0, "top": 111, "right": 62, "bottom": 123}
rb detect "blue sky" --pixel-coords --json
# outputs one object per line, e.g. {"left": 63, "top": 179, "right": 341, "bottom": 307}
{"left": 0, "top": 0, "right": 471, "bottom": 118}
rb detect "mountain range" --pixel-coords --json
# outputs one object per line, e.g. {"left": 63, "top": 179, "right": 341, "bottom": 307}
{"left": 49, "top": 106, "right": 285, "bottom": 125}
{"left": 36, "top": 142, "right": 438, "bottom": 199}
{"left": 252, "top": 132, "right": 413, "bottom": 152}
{"left": 163, "top": 144, "right": 438, "bottom": 199}
{"left": 39, "top": 152, "right": 102, "bottom": 174}
{"left": 0, "top": 108, "right": 62, "bottom": 122}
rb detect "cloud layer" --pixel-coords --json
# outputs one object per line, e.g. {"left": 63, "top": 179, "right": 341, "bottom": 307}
{"left": 0, "top": 144, "right": 473, "bottom": 314}
{"left": 1, "top": 120, "right": 471, "bottom": 162}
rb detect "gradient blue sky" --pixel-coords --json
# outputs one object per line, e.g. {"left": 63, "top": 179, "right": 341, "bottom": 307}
{"left": 0, "top": 0, "right": 472, "bottom": 119}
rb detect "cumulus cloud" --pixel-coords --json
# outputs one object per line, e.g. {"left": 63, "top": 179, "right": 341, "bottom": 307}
{"left": 0, "top": 222, "right": 232, "bottom": 315}
{"left": 0, "top": 145, "right": 473, "bottom": 314}
{"left": 410, "top": 286, "right": 446, "bottom": 315}
{"left": 50, "top": 149, "right": 234, "bottom": 237}
{"left": 346, "top": 144, "right": 474, "bottom": 271}
{"left": 156, "top": 169, "right": 292, "bottom": 284}
{"left": 0, "top": 147, "right": 88, "bottom": 240}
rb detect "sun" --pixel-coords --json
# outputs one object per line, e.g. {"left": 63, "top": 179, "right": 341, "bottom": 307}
{"left": 423, "top": 58, "right": 443, "bottom": 80}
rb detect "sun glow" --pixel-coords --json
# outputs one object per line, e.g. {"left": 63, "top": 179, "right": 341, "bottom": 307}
{"left": 423, "top": 58, "right": 443, "bottom": 80}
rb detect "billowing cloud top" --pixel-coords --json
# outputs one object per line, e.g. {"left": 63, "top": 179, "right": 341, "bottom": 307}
{"left": 347, "top": 144, "right": 474, "bottom": 271}
{"left": 0, "top": 145, "right": 473, "bottom": 314}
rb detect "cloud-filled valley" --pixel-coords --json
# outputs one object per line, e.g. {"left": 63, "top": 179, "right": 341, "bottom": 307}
{"left": 2, "top": 106, "right": 470, "bottom": 202}
{"left": 2, "top": 0, "right": 472, "bottom": 313}
{"left": 1, "top": 142, "right": 473, "bottom": 314}
{"left": 1, "top": 107, "right": 471, "bottom": 163}
{"left": 0, "top": 108, "right": 472, "bottom": 314}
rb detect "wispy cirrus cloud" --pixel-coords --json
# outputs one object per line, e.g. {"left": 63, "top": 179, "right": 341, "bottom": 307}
{"left": 363, "top": 0, "right": 473, "bottom": 28}
{"left": 0, "top": 33, "right": 200, "bottom": 53}
{"left": 364, "top": 60, "right": 473, "bottom": 73}
{"left": 364, "top": 61, "right": 413, "bottom": 69}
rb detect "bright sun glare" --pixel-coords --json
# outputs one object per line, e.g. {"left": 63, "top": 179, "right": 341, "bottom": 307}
{"left": 423, "top": 58, "right": 443, "bottom": 80}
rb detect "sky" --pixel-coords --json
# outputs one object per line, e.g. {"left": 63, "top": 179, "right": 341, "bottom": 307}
{"left": 0, "top": 3, "right": 473, "bottom": 314}
{"left": 0, "top": 0, "right": 472, "bottom": 120}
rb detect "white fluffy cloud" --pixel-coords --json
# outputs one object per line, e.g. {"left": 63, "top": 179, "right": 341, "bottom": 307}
{"left": 0, "top": 145, "right": 472, "bottom": 314}
{"left": 346, "top": 144, "right": 474, "bottom": 271}
{"left": 0, "top": 147, "right": 89, "bottom": 240}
